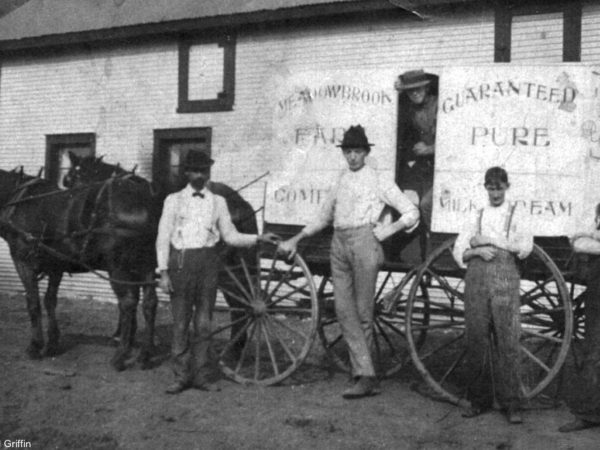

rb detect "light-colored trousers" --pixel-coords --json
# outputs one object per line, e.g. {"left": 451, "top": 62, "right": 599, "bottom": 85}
{"left": 331, "top": 225, "right": 384, "bottom": 377}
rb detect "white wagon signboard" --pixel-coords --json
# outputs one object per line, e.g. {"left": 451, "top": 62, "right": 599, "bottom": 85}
{"left": 432, "top": 64, "right": 600, "bottom": 236}
{"left": 264, "top": 69, "right": 398, "bottom": 226}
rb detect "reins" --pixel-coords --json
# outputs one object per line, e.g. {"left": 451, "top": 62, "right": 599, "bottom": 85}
{"left": 0, "top": 175, "right": 158, "bottom": 287}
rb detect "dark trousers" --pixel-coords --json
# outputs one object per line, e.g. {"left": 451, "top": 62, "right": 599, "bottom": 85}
{"left": 168, "top": 246, "right": 220, "bottom": 385}
{"left": 464, "top": 249, "right": 521, "bottom": 410}
{"left": 571, "top": 256, "right": 600, "bottom": 423}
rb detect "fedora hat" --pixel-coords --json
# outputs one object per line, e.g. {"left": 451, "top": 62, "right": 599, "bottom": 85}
{"left": 336, "top": 125, "right": 374, "bottom": 149}
{"left": 395, "top": 69, "right": 431, "bottom": 91}
{"left": 183, "top": 151, "right": 214, "bottom": 171}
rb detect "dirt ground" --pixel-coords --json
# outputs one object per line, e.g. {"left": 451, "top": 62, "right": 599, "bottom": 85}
{"left": 0, "top": 291, "right": 598, "bottom": 450}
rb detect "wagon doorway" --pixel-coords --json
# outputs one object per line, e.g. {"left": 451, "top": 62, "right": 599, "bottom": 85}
{"left": 152, "top": 127, "right": 212, "bottom": 195}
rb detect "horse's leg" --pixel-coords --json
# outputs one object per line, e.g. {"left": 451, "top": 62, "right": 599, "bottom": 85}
{"left": 109, "top": 271, "right": 139, "bottom": 371}
{"left": 139, "top": 272, "right": 158, "bottom": 369}
{"left": 13, "top": 260, "right": 44, "bottom": 359}
{"left": 42, "top": 271, "right": 63, "bottom": 356}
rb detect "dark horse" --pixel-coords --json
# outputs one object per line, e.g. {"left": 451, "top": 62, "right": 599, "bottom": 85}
{"left": 63, "top": 154, "right": 259, "bottom": 355}
{"left": 0, "top": 166, "right": 158, "bottom": 370}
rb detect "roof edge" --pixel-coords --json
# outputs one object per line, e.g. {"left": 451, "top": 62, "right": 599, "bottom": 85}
{"left": 0, "top": 0, "right": 476, "bottom": 54}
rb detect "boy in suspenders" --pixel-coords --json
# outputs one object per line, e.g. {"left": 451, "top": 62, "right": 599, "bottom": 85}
{"left": 452, "top": 167, "right": 533, "bottom": 424}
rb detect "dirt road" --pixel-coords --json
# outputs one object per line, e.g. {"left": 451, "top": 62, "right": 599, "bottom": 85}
{"left": 0, "top": 292, "right": 597, "bottom": 450}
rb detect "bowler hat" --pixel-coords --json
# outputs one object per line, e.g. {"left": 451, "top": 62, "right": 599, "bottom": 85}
{"left": 336, "top": 125, "right": 374, "bottom": 149}
{"left": 183, "top": 151, "right": 214, "bottom": 170}
{"left": 395, "top": 69, "right": 431, "bottom": 91}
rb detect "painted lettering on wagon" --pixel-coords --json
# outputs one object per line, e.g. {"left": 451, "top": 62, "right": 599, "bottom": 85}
{"left": 439, "top": 194, "right": 573, "bottom": 216}
{"left": 278, "top": 85, "right": 393, "bottom": 114}
{"left": 273, "top": 186, "right": 330, "bottom": 205}
{"left": 471, "top": 127, "right": 550, "bottom": 147}
{"left": 581, "top": 120, "right": 600, "bottom": 160}
{"left": 295, "top": 126, "right": 346, "bottom": 147}
{"left": 441, "top": 80, "right": 577, "bottom": 114}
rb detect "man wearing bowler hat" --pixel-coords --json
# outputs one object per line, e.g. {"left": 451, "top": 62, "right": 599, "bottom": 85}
{"left": 279, "top": 125, "right": 419, "bottom": 398}
{"left": 156, "top": 150, "right": 278, "bottom": 394}
{"left": 395, "top": 69, "right": 438, "bottom": 229}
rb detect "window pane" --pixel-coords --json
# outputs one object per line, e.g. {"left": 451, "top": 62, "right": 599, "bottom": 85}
{"left": 188, "top": 43, "right": 225, "bottom": 100}
{"left": 512, "top": 12, "right": 564, "bottom": 62}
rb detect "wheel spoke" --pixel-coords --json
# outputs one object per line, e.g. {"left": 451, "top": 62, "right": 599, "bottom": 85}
{"left": 221, "top": 267, "right": 253, "bottom": 304}
{"left": 210, "top": 313, "right": 251, "bottom": 338}
{"left": 267, "top": 282, "right": 310, "bottom": 307}
{"left": 269, "top": 314, "right": 308, "bottom": 343}
{"left": 234, "top": 320, "right": 257, "bottom": 373}
{"left": 264, "top": 316, "right": 298, "bottom": 364}
{"left": 439, "top": 348, "right": 467, "bottom": 387}
{"left": 425, "top": 270, "right": 464, "bottom": 301}
{"left": 520, "top": 344, "right": 551, "bottom": 373}
{"left": 520, "top": 328, "right": 563, "bottom": 344}
{"left": 240, "top": 257, "right": 257, "bottom": 300}
{"left": 265, "top": 262, "right": 299, "bottom": 302}
{"left": 418, "top": 331, "right": 465, "bottom": 362}
{"left": 261, "top": 318, "right": 280, "bottom": 377}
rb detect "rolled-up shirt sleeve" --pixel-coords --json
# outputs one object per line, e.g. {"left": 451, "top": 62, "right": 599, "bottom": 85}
{"left": 301, "top": 187, "right": 336, "bottom": 237}
{"left": 156, "top": 195, "right": 177, "bottom": 271}
{"left": 452, "top": 212, "right": 478, "bottom": 269}
{"left": 216, "top": 196, "right": 258, "bottom": 248}
{"left": 379, "top": 179, "right": 420, "bottom": 232}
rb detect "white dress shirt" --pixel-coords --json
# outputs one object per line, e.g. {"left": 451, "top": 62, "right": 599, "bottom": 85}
{"left": 452, "top": 202, "right": 533, "bottom": 269}
{"left": 156, "top": 184, "right": 257, "bottom": 270}
{"left": 302, "top": 165, "right": 419, "bottom": 236}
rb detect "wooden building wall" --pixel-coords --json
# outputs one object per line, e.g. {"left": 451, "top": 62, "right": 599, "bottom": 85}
{"left": 0, "top": 2, "right": 598, "bottom": 301}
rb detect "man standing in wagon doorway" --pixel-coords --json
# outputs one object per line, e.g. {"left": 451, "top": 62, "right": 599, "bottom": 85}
{"left": 279, "top": 125, "right": 419, "bottom": 399}
{"left": 156, "top": 150, "right": 278, "bottom": 394}
{"left": 395, "top": 69, "right": 437, "bottom": 229}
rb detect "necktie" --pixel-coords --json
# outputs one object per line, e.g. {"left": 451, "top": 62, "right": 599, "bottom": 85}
{"left": 193, "top": 192, "right": 204, "bottom": 198}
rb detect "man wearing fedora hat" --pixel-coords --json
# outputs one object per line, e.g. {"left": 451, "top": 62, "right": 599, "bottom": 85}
{"left": 279, "top": 125, "right": 419, "bottom": 399}
{"left": 395, "top": 69, "right": 438, "bottom": 229}
{"left": 156, "top": 150, "right": 278, "bottom": 394}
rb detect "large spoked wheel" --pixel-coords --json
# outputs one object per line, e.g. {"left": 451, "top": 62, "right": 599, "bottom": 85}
{"left": 317, "top": 268, "right": 426, "bottom": 377}
{"left": 213, "top": 243, "right": 319, "bottom": 386}
{"left": 406, "top": 238, "right": 572, "bottom": 406}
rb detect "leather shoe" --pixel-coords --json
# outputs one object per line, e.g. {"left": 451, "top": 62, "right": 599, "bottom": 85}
{"left": 558, "top": 418, "right": 598, "bottom": 433}
{"left": 506, "top": 408, "right": 523, "bottom": 425}
{"left": 461, "top": 406, "right": 485, "bottom": 418}
{"left": 342, "top": 376, "right": 380, "bottom": 399}
{"left": 165, "top": 381, "right": 190, "bottom": 395}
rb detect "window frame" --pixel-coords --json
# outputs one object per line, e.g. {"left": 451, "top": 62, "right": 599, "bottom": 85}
{"left": 152, "top": 127, "right": 212, "bottom": 194}
{"left": 494, "top": 0, "right": 582, "bottom": 62}
{"left": 45, "top": 133, "right": 96, "bottom": 185}
{"left": 177, "top": 33, "right": 236, "bottom": 113}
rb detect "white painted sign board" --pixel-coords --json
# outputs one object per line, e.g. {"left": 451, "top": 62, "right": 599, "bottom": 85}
{"left": 264, "top": 70, "right": 398, "bottom": 226}
{"left": 432, "top": 64, "right": 600, "bottom": 236}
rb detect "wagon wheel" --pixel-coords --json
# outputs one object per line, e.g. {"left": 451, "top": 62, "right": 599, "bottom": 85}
{"left": 317, "top": 268, "right": 427, "bottom": 377}
{"left": 406, "top": 238, "right": 572, "bottom": 406}
{"left": 213, "top": 243, "right": 319, "bottom": 386}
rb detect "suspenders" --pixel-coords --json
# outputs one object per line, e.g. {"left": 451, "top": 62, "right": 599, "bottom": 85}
{"left": 477, "top": 203, "right": 517, "bottom": 238}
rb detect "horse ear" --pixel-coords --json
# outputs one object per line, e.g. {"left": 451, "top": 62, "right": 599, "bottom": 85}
{"left": 37, "top": 167, "right": 44, "bottom": 178}
{"left": 98, "top": 155, "right": 105, "bottom": 162}
{"left": 68, "top": 151, "right": 78, "bottom": 164}
{"left": 131, "top": 164, "right": 138, "bottom": 174}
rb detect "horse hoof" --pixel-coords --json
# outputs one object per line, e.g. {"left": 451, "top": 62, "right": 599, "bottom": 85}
{"left": 42, "top": 344, "right": 60, "bottom": 357}
{"left": 27, "top": 345, "right": 43, "bottom": 360}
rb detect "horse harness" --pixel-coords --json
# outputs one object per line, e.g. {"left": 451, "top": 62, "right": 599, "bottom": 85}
{"left": 0, "top": 175, "right": 155, "bottom": 286}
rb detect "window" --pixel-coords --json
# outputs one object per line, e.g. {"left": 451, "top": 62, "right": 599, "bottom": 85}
{"left": 495, "top": 1, "right": 581, "bottom": 62}
{"left": 45, "top": 133, "right": 95, "bottom": 188}
{"left": 177, "top": 34, "right": 236, "bottom": 113}
{"left": 153, "top": 127, "right": 212, "bottom": 194}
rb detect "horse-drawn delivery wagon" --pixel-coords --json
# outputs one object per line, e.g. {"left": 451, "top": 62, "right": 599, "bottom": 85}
{"left": 4, "top": 64, "right": 598, "bottom": 407}
{"left": 207, "top": 64, "right": 600, "bottom": 406}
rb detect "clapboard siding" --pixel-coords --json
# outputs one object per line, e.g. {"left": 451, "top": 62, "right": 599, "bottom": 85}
{"left": 4, "top": 2, "right": 599, "bottom": 302}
